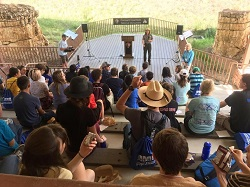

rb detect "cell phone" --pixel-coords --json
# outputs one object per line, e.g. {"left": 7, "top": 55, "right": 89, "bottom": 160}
{"left": 83, "top": 132, "right": 96, "bottom": 146}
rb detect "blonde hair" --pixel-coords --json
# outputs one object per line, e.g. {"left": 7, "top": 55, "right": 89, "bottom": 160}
{"left": 29, "top": 69, "right": 41, "bottom": 81}
{"left": 200, "top": 79, "right": 214, "bottom": 95}
{"left": 185, "top": 43, "right": 192, "bottom": 50}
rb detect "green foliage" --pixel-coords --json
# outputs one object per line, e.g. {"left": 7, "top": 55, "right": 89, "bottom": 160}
{"left": 188, "top": 38, "right": 214, "bottom": 51}
{"left": 204, "top": 28, "right": 217, "bottom": 38}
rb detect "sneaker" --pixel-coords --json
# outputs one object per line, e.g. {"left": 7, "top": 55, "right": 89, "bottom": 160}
{"left": 14, "top": 144, "right": 25, "bottom": 161}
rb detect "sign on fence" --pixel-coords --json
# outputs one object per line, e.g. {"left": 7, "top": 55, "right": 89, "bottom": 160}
{"left": 113, "top": 18, "right": 149, "bottom": 25}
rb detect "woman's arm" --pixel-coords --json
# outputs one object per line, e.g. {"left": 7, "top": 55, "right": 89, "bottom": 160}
{"left": 67, "top": 138, "right": 97, "bottom": 173}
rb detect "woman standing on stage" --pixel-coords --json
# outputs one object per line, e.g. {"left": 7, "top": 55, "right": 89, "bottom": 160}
{"left": 142, "top": 28, "right": 153, "bottom": 65}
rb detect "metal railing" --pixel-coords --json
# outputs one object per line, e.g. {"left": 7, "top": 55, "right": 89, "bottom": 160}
{"left": 86, "top": 18, "right": 177, "bottom": 40}
{"left": 192, "top": 49, "right": 239, "bottom": 85}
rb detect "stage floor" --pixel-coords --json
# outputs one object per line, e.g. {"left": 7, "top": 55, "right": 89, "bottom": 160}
{"left": 69, "top": 34, "right": 180, "bottom": 81}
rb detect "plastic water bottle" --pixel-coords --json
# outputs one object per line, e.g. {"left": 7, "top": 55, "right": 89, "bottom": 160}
{"left": 201, "top": 142, "right": 211, "bottom": 160}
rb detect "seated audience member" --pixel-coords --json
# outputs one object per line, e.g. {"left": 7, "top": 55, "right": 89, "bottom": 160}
{"left": 6, "top": 67, "right": 21, "bottom": 97}
{"left": 84, "top": 66, "right": 94, "bottom": 83}
{"left": 130, "top": 128, "right": 205, "bottom": 187}
{"left": 43, "top": 65, "right": 53, "bottom": 86}
{"left": 162, "top": 67, "right": 174, "bottom": 84}
{"left": 188, "top": 67, "right": 204, "bottom": 97}
{"left": 49, "top": 70, "right": 69, "bottom": 109}
{"left": 119, "top": 63, "right": 129, "bottom": 80}
{"left": 137, "top": 62, "right": 148, "bottom": 82}
{"left": 0, "top": 154, "right": 20, "bottom": 174}
{"left": 175, "top": 65, "right": 182, "bottom": 81}
{"left": 29, "top": 69, "right": 53, "bottom": 110}
{"left": 116, "top": 77, "right": 171, "bottom": 153}
{"left": 100, "top": 62, "right": 111, "bottom": 83}
{"left": 56, "top": 77, "right": 106, "bottom": 154}
{"left": 184, "top": 79, "right": 219, "bottom": 134}
{"left": 118, "top": 75, "right": 140, "bottom": 109}
{"left": 34, "top": 64, "right": 47, "bottom": 84}
{"left": 65, "top": 64, "right": 77, "bottom": 83}
{"left": 217, "top": 74, "right": 250, "bottom": 133}
{"left": 91, "top": 68, "right": 111, "bottom": 110}
{"left": 129, "top": 66, "right": 137, "bottom": 76}
{"left": 13, "top": 76, "right": 56, "bottom": 129}
{"left": 140, "top": 71, "right": 154, "bottom": 87}
{"left": 213, "top": 145, "right": 250, "bottom": 187}
{"left": 173, "top": 69, "right": 190, "bottom": 105}
{"left": 160, "top": 82, "right": 180, "bottom": 131}
{"left": 78, "top": 67, "right": 97, "bottom": 109}
{"left": 20, "top": 124, "right": 96, "bottom": 181}
{"left": 17, "top": 65, "right": 27, "bottom": 76}
{"left": 106, "top": 67, "right": 123, "bottom": 102}
{"left": 0, "top": 119, "right": 18, "bottom": 157}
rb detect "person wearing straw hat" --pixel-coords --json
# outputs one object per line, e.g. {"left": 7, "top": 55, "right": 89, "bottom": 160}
{"left": 142, "top": 28, "right": 153, "bottom": 65}
{"left": 116, "top": 76, "right": 172, "bottom": 152}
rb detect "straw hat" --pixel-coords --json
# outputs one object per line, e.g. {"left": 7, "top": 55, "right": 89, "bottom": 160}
{"left": 145, "top": 28, "right": 150, "bottom": 31}
{"left": 138, "top": 81, "right": 172, "bottom": 107}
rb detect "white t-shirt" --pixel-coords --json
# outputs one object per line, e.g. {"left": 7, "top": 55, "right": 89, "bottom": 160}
{"left": 58, "top": 40, "right": 68, "bottom": 56}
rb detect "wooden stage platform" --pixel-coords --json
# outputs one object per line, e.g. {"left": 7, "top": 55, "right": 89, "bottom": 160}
{"left": 69, "top": 34, "right": 180, "bottom": 81}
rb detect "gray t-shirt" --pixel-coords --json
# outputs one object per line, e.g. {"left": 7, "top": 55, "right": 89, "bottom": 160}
{"left": 142, "top": 34, "right": 153, "bottom": 44}
{"left": 125, "top": 108, "right": 171, "bottom": 142}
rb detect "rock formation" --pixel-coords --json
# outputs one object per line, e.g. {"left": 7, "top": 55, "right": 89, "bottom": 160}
{"left": 0, "top": 4, "right": 48, "bottom": 47}
{"left": 213, "top": 9, "right": 250, "bottom": 62}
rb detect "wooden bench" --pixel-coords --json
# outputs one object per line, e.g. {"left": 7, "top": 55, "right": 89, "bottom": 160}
{"left": 102, "top": 122, "right": 234, "bottom": 139}
{"left": 84, "top": 148, "right": 202, "bottom": 171}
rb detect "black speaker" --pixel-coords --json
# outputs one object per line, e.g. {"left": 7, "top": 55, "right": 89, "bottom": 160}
{"left": 176, "top": 25, "right": 183, "bottom": 35}
{"left": 82, "top": 24, "right": 88, "bottom": 33}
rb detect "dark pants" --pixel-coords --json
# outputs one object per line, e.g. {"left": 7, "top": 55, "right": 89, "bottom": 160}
{"left": 143, "top": 43, "right": 151, "bottom": 63}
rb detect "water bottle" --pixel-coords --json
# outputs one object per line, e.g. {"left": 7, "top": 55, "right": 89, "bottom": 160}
{"left": 201, "top": 142, "right": 211, "bottom": 160}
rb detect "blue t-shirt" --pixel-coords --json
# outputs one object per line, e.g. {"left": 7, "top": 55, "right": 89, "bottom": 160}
{"left": 13, "top": 92, "right": 41, "bottom": 128}
{"left": 43, "top": 74, "right": 53, "bottom": 86}
{"left": 0, "top": 120, "right": 18, "bottom": 157}
{"left": 117, "top": 88, "right": 139, "bottom": 109}
{"left": 188, "top": 96, "right": 220, "bottom": 134}
{"left": 188, "top": 73, "right": 204, "bottom": 92}
{"left": 106, "top": 78, "right": 123, "bottom": 102}
{"left": 173, "top": 82, "right": 190, "bottom": 105}
{"left": 182, "top": 50, "right": 194, "bottom": 65}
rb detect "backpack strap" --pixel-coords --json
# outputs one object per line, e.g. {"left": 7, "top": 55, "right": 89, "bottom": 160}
{"left": 197, "top": 166, "right": 217, "bottom": 183}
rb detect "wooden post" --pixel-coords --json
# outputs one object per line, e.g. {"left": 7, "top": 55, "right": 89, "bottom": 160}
{"left": 242, "top": 35, "right": 250, "bottom": 72}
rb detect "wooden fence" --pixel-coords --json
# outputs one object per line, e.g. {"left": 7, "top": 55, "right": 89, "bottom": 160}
{"left": 192, "top": 49, "right": 239, "bottom": 85}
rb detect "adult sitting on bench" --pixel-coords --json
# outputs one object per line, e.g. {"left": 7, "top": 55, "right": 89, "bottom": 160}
{"left": 130, "top": 128, "right": 205, "bottom": 186}
{"left": 217, "top": 74, "right": 250, "bottom": 133}
{"left": 184, "top": 79, "right": 220, "bottom": 135}
{"left": 116, "top": 76, "right": 171, "bottom": 154}
{"left": 13, "top": 76, "right": 56, "bottom": 129}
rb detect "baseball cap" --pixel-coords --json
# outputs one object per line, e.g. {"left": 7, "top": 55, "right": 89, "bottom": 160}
{"left": 101, "top": 62, "right": 111, "bottom": 68}
{"left": 180, "top": 69, "right": 189, "bottom": 77}
{"left": 192, "top": 67, "right": 200, "bottom": 73}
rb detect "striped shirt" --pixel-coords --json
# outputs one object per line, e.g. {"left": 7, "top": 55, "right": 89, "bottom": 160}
{"left": 228, "top": 172, "right": 250, "bottom": 187}
{"left": 188, "top": 73, "right": 204, "bottom": 92}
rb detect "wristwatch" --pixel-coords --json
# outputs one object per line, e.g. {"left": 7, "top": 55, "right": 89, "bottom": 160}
{"left": 128, "top": 85, "right": 134, "bottom": 91}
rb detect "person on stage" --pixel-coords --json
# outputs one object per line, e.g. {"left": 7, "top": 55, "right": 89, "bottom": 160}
{"left": 142, "top": 28, "right": 153, "bottom": 65}
{"left": 58, "top": 34, "right": 70, "bottom": 68}
{"left": 182, "top": 43, "right": 194, "bottom": 71}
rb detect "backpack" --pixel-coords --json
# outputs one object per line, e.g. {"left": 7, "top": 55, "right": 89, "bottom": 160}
{"left": 195, "top": 151, "right": 239, "bottom": 187}
{"left": 2, "top": 80, "right": 16, "bottom": 109}
{"left": 129, "top": 110, "right": 167, "bottom": 169}
{"left": 234, "top": 133, "right": 250, "bottom": 151}
{"left": 191, "top": 84, "right": 201, "bottom": 98}
{"left": 92, "top": 83, "right": 106, "bottom": 109}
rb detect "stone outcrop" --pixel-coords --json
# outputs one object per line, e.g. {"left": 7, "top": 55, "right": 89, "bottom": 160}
{"left": 0, "top": 4, "right": 48, "bottom": 47}
{"left": 213, "top": 9, "right": 250, "bottom": 62}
